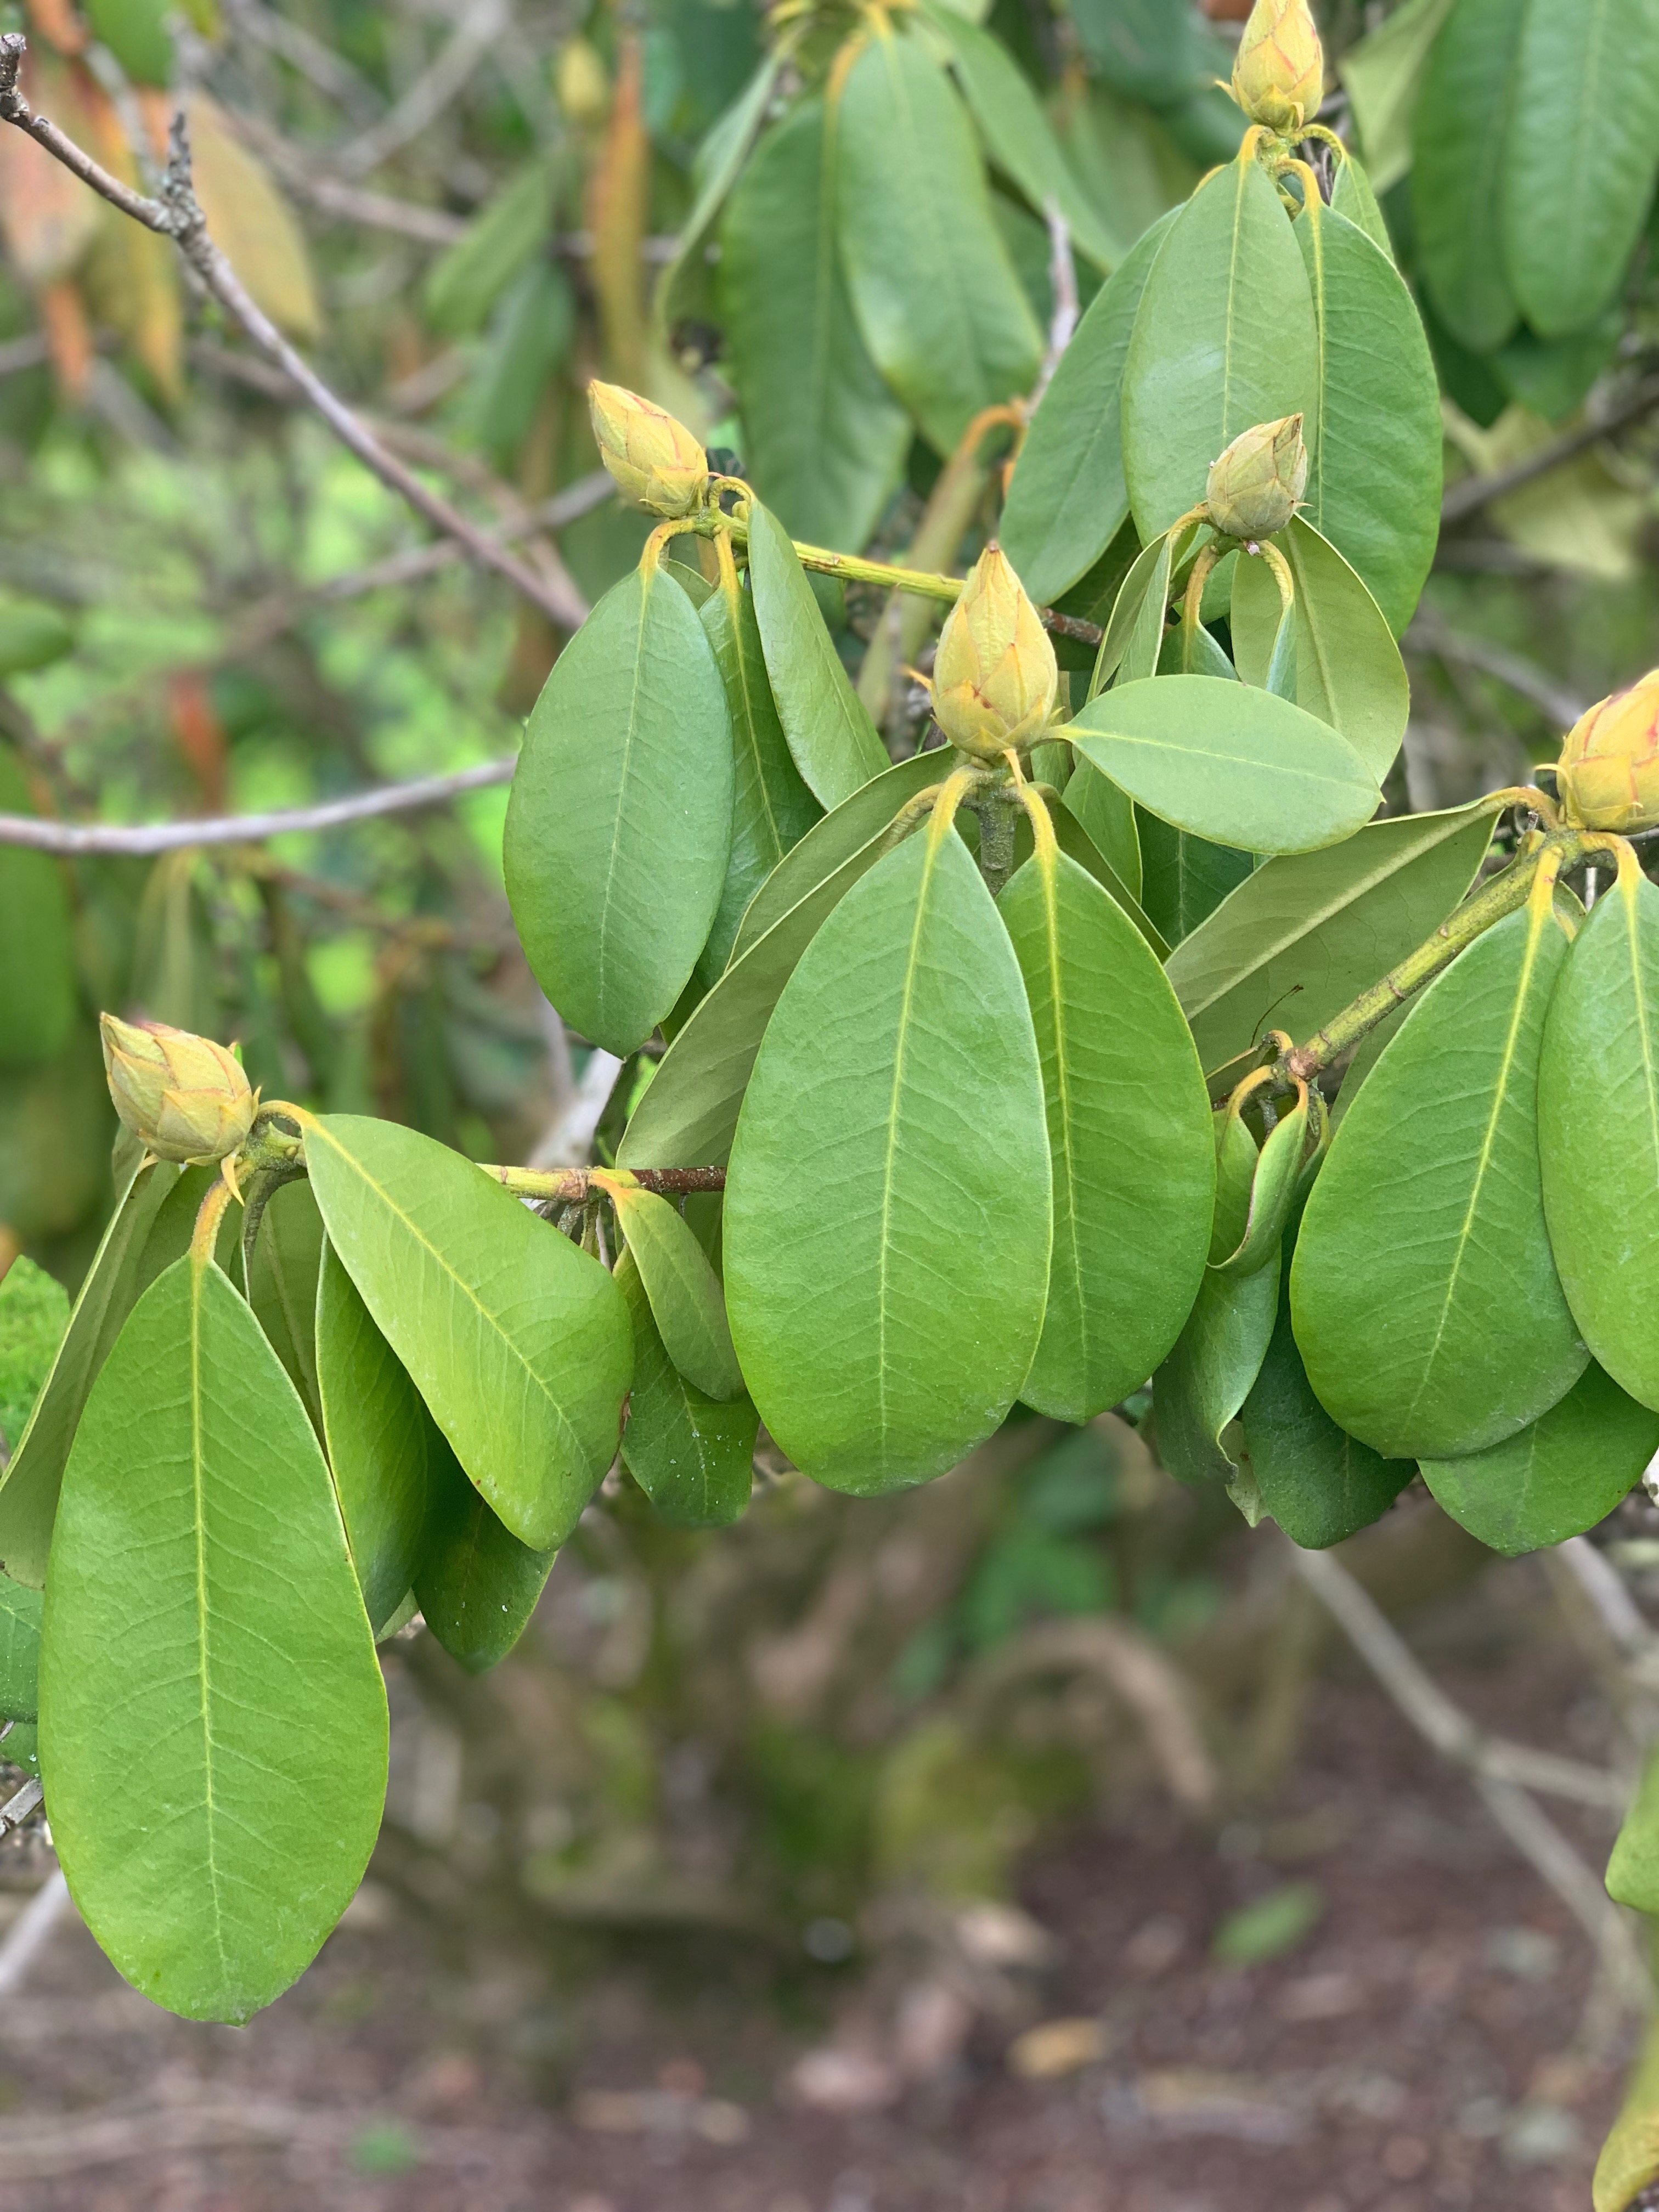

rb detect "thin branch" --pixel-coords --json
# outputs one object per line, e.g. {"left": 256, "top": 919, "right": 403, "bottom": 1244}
{"left": 0, "top": 1779, "right": 42, "bottom": 1836}
{"left": 1029, "top": 201, "right": 1078, "bottom": 411}
{"left": 482, "top": 1163, "right": 728, "bottom": 1202}
{"left": 0, "top": 759, "right": 514, "bottom": 855}
{"left": 333, "top": 0, "right": 511, "bottom": 178}
{"left": 0, "top": 1871, "right": 71, "bottom": 1996}
{"left": 1440, "top": 370, "right": 1659, "bottom": 526}
{"left": 0, "top": 36, "right": 586, "bottom": 631}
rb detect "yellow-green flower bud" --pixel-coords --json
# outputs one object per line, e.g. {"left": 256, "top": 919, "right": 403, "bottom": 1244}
{"left": 1556, "top": 672, "right": 1659, "bottom": 832}
{"left": 588, "top": 381, "right": 708, "bottom": 517}
{"left": 1231, "top": 0, "right": 1324, "bottom": 133}
{"left": 930, "top": 545, "right": 1058, "bottom": 763}
{"left": 554, "top": 37, "right": 610, "bottom": 125}
{"left": 99, "top": 1014, "right": 257, "bottom": 1165}
{"left": 1205, "top": 415, "right": 1308, "bottom": 540}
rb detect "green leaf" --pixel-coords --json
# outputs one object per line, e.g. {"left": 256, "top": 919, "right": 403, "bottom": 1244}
{"left": 1067, "top": 675, "right": 1380, "bottom": 856}
{"left": 927, "top": 5, "right": 1120, "bottom": 271}
{"left": 998, "top": 837, "right": 1213, "bottom": 1423}
{"left": 0, "top": 747, "right": 75, "bottom": 1071}
{"left": 0, "top": 1575, "right": 40, "bottom": 1722}
{"left": 1423, "top": 1362, "right": 1659, "bottom": 1558}
{"left": 1291, "top": 204, "right": 1442, "bottom": 637}
{"left": 0, "top": 599, "right": 75, "bottom": 680}
{"left": 1538, "top": 866, "right": 1659, "bottom": 1410}
{"left": 504, "top": 562, "right": 734, "bottom": 1056}
{"left": 0, "top": 1160, "right": 183, "bottom": 1589}
{"left": 1412, "top": 0, "right": 1527, "bottom": 351}
{"left": 656, "top": 47, "right": 794, "bottom": 335}
{"left": 1213, "top": 1092, "right": 1314, "bottom": 1278}
{"left": 1048, "top": 787, "right": 1167, "bottom": 955}
{"left": 1066, "top": 0, "right": 1213, "bottom": 104}
{"left": 1059, "top": 760, "right": 1142, "bottom": 903}
{"left": 1503, "top": 0, "right": 1659, "bottom": 338}
{"left": 1153, "top": 1251, "right": 1281, "bottom": 1486}
{"left": 246, "top": 1178, "right": 324, "bottom": 1436}
{"left": 315, "top": 1240, "right": 433, "bottom": 1635}
{"left": 1136, "top": 815, "right": 1254, "bottom": 946}
{"left": 606, "top": 1180, "right": 743, "bottom": 1401}
{"left": 412, "top": 1424, "right": 555, "bottom": 1676}
{"left": 1097, "top": 527, "right": 1182, "bottom": 692}
{"left": 1210, "top": 1104, "right": 1260, "bottom": 1265}
{"left": 41, "top": 1254, "right": 387, "bottom": 2023}
{"left": 718, "top": 93, "right": 910, "bottom": 551}
{"left": 698, "top": 565, "right": 821, "bottom": 983}
{"left": 1121, "top": 154, "right": 1318, "bottom": 541}
{"left": 423, "top": 161, "right": 555, "bottom": 336}
{"left": 1328, "top": 153, "right": 1395, "bottom": 258}
{"left": 1338, "top": 0, "right": 1457, "bottom": 194}
{"left": 746, "top": 500, "right": 890, "bottom": 808}
{"left": 463, "top": 261, "right": 574, "bottom": 461}
{"left": 724, "top": 817, "right": 1051, "bottom": 1491}
{"left": 836, "top": 25, "right": 1042, "bottom": 454}
{"left": 1291, "top": 896, "right": 1585, "bottom": 1459}
{"left": 1167, "top": 802, "right": 1495, "bottom": 1076}
{"left": 616, "top": 1250, "right": 756, "bottom": 1527}
{"left": 1609, "top": 1753, "right": 1659, "bottom": 1917}
{"left": 0, "top": 1257, "right": 69, "bottom": 1457}
{"left": 304, "top": 1116, "right": 631, "bottom": 1551}
{"left": 1231, "top": 521, "right": 1408, "bottom": 773}
{"left": 1000, "top": 214, "right": 1177, "bottom": 607}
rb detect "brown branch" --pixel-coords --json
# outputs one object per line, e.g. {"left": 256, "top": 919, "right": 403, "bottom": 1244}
{"left": 1440, "top": 370, "right": 1659, "bottom": 526}
{"left": 0, "top": 36, "right": 586, "bottom": 632}
{"left": 484, "top": 1164, "right": 729, "bottom": 1201}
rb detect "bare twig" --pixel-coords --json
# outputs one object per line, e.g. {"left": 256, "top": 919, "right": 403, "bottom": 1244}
{"left": 311, "top": 471, "right": 614, "bottom": 603}
{"left": 0, "top": 36, "right": 586, "bottom": 631}
{"left": 0, "top": 758, "right": 514, "bottom": 855}
{"left": 0, "top": 1871, "right": 71, "bottom": 1996}
{"left": 1474, "top": 1773, "right": 1650, "bottom": 2007}
{"left": 1030, "top": 201, "right": 1078, "bottom": 411}
{"left": 0, "top": 1778, "right": 42, "bottom": 1836}
{"left": 334, "top": 0, "right": 511, "bottom": 177}
{"left": 221, "top": 0, "right": 383, "bottom": 119}
{"left": 1440, "top": 370, "right": 1659, "bottom": 525}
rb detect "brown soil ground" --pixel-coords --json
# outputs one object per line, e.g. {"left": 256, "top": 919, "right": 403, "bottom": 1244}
{"left": 0, "top": 1557, "right": 1634, "bottom": 2212}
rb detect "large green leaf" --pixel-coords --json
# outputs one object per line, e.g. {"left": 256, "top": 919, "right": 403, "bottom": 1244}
{"left": 724, "top": 817, "right": 1051, "bottom": 1492}
{"left": 304, "top": 1116, "right": 631, "bottom": 1551}
{"left": 746, "top": 500, "right": 890, "bottom": 808}
{"left": 315, "top": 1239, "right": 432, "bottom": 1634}
{"left": 1291, "top": 204, "right": 1441, "bottom": 637}
{"left": 718, "top": 93, "right": 910, "bottom": 551}
{"left": 1136, "top": 815, "right": 1253, "bottom": 946}
{"left": 1291, "top": 895, "right": 1585, "bottom": 1458}
{"left": 1068, "top": 675, "right": 1380, "bottom": 856}
{"left": 41, "top": 1253, "right": 386, "bottom": 2023}
{"left": 656, "top": 47, "right": 794, "bottom": 334}
{"left": 1412, "top": 0, "right": 1527, "bottom": 351}
{"left": 606, "top": 1180, "right": 743, "bottom": 1401}
{"left": 0, "top": 1577, "right": 40, "bottom": 1723}
{"left": 412, "top": 1421, "right": 555, "bottom": 1675}
{"left": 1066, "top": 0, "right": 1212, "bottom": 104}
{"left": 698, "top": 565, "right": 821, "bottom": 984}
{"left": 246, "top": 1178, "right": 324, "bottom": 1435}
{"left": 836, "top": 25, "right": 1042, "bottom": 455}
{"left": 1153, "top": 1251, "right": 1280, "bottom": 1486}
{"left": 0, "top": 744, "right": 75, "bottom": 1070}
{"left": 504, "top": 562, "right": 733, "bottom": 1054}
{"left": 1503, "top": 0, "right": 1659, "bottom": 338}
{"left": 1328, "top": 155, "right": 1393, "bottom": 260}
{"left": 616, "top": 1251, "right": 755, "bottom": 1528}
{"left": 1121, "top": 154, "right": 1318, "bottom": 541}
{"left": 1001, "top": 212, "right": 1176, "bottom": 607}
{"left": 1048, "top": 792, "right": 1166, "bottom": 955}
{"left": 998, "top": 836, "right": 1212, "bottom": 1423}
{"left": 1538, "top": 866, "right": 1659, "bottom": 1409}
{"left": 1231, "top": 520, "right": 1409, "bottom": 774}
{"left": 0, "top": 1159, "right": 183, "bottom": 1590}
{"left": 1338, "top": 0, "right": 1457, "bottom": 194}
{"left": 731, "top": 751, "right": 941, "bottom": 963}
{"left": 1422, "top": 1362, "right": 1659, "bottom": 1557}
{"left": 1166, "top": 802, "right": 1495, "bottom": 1074}
{"left": 1060, "top": 760, "right": 1142, "bottom": 903}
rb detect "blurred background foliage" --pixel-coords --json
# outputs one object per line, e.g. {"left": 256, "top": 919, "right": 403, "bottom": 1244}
{"left": 2, "top": 0, "right": 1659, "bottom": 2015}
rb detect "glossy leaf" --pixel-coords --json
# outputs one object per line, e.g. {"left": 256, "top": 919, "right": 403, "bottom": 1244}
{"left": 0, "top": 1159, "right": 183, "bottom": 1589}
{"left": 246, "top": 1177, "right": 324, "bottom": 1435}
{"left": 616, "top": 1251, "right": 756, "bottom": 1528}
{"left": 1154, "top": 1252, "right": 1281, "bottom": 1486}
{"left": 1291, "top": 897, "right": 1585, "bottom": 1459}
{"left": 0, "top": 744, "right": 75, "bottom": 1070}
{"left": 1167, "top": 802, "right": 1495, "bottom": 1075}
{"left": 836, "top": 26, "right": 1042, "bottom": 455}
{"left": 998, "top": 837, "right": 1213, "bottom": 1423}
{"left": 1231, "top": 521, "right": 1409, "bottom": 774}
{"left": 607, "top": 1180, "right": 743, "bottom": 1402}
{"left": 1067, "top": 675, "right": 1380, "bottom": 856}
{"left": 1503, "top": 0, "right": 1659, "bottom": 338}
{"left": 725, "top": 820, "right": 1051, "bottom": 1492}
{"left": 304, "top": 1115, "right": 631, "bottom": 1551}
{"left": 731, "top": 752, "right": 941, "bottom": 964}
{"left": 1412, "top": 0, "right": 1526, "bottom": 352}
{"left": 411, "top": 1422, "right": 555, "bottom": 1676}
{"left": 1043, "top": 803, "right": 1168, "bottom": 958}
{"left": 504, "top": 562, "right": 733, "bottom": 1055}
{"left": 0, "top": 1577, "right": 40, "bottom": 1723}
{"left": 1136, "top": 815, "right": 1254, "bottom": 947}
{"left": 1292, "top": 204, "right": 1441, "bottom": 637}
{"left": 1338, "top": 0, "right": 1457, "bottom": 194}
{"left": 315, "top": 1240, "right": 432, "bottom": 1635}
{"left": 1001, "top": 212, "right": 1175, "bottom": 607}
{"left": 1121, "top": 155, "right": 1318, "bottom": 541}
{"left": 1608, "top": 1757, "right": 1659, "bottom": 1920}
{"left": 1422, "top": 1363, "right": 1659, "bottom": 1558}
{"left": 698, "top": 564, "right": 821, "bottom": 983}
{"left": 746, "top": 499, "right": 890, "bottom": 809}
{"left": 718, "top": 94, "right": 910, "bottom": 551}
{"left": 1059, "top": 760, "right": 1142, "bottom": 903}
{"left": 1214, "top": 1091, "right": 1313, "bottom": 1278}
{"left": 1538, "top": 866, "right": 1659, "bottom": 1409}
{"left": 1328, "top": 153, "right": 1393, "bottom": 258}
{"left": 41, "top": 1254, "right": 386, "bottom": 2023}
{"left": 1210, "top": 1106, "right": 1260, "bottom": 1266}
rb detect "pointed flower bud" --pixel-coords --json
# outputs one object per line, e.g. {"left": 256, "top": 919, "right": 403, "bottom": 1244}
{"left": 930, "top": 545, "right": 1058, "bottom": 763}
{"left": 588, "top": 381, "right": 708, "bottom": 516}
{"left": 1231, "top": 0, "right": 1324, "bottom": 133}
{"left": 99, "top": 1014, "right": 257, "bottom": 1164}
{"left": 1205, "top": 415, "right": 1308, "bottom": 540}
{"left": 1556, "top": 671, "right": 1659, "bottom": 832}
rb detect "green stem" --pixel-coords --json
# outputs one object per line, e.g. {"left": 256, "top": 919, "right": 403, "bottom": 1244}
{"left": 971, "top": 788, "right": 1018, "bottom": 898}
{"left": 478, "top": 1163, "right": 729, "bottom": 1203}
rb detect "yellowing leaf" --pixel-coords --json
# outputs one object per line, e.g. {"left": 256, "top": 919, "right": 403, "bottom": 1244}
{"left": 187, "top": 95, "right": 320, "bottom": 345}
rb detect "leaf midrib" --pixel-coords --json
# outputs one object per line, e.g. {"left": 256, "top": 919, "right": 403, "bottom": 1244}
{"left": 188, "top": 1267, "right": 232, "bottom": 1997}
